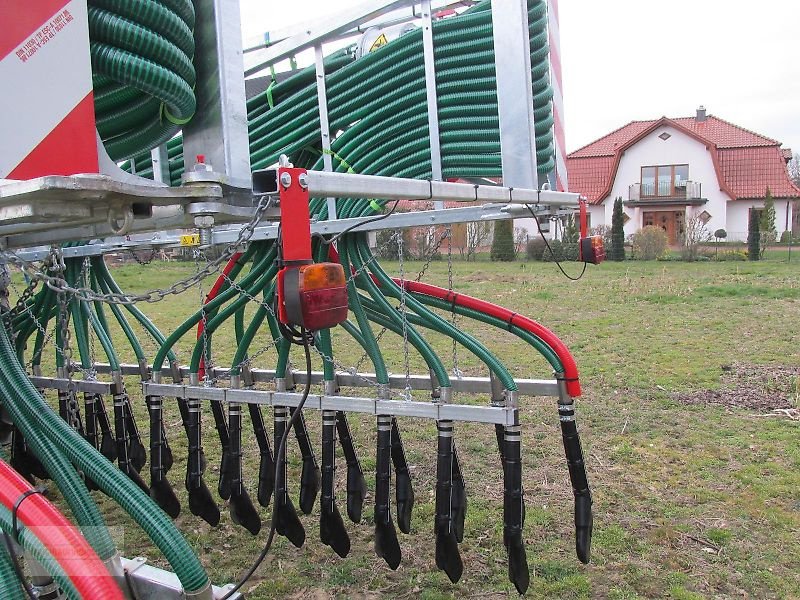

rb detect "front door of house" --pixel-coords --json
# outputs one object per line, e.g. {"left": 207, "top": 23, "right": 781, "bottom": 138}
{"left": 643, "top": 210, "right": 685, "bottom": 244}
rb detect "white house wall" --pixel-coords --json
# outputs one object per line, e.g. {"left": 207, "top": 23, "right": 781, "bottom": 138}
{"left": 599, "top": 125, "right": 730, "bottom": 239}
{"left": 727, "top": 199, "right": 793, "bottom": 241}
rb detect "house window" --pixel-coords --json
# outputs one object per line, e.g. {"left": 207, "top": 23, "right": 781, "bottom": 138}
{"left": 641, "top": 164, "right": 689, "bottom": 197}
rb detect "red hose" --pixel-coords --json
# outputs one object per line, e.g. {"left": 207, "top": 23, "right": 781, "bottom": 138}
{"left": 394, "top": 279, "right": 581, "bottom": 397}
{"left": 197, "top": 252, "right": 242, "bottom": 379}
{"left": 0, "top": 460, "right": 124, "bottom": 599}
{"left": 328, "top": 245, "right": 581, "bottom": 396}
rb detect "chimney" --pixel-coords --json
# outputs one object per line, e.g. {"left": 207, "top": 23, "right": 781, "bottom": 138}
{"left": 696, "top": 105, "right": 707, "bottom": 122}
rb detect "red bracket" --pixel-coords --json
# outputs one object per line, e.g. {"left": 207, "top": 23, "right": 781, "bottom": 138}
{"left": 278, "top": 167, "right": 313, "bottom": 264}
{"left": 579, "top": 198, "right": 588, "bottom": 239}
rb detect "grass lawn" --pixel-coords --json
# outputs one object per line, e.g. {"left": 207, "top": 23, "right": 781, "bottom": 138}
{"left": 17, "top": 256, "right": 800, "bottom": 599}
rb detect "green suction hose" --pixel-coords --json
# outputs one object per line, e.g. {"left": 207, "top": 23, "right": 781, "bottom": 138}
{"left": 89, "top": 0, "right": 196, "bottom": 160}
{"left": 0, "top": 505, "right": 81, "bottom": 600}
{"left": 0, "top": 326, "right": 211, "bottom": 595}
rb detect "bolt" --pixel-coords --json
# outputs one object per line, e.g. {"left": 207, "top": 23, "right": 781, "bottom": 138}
{"left": 280, "top": 172, "right": 292, "bottom": 189}
{"left": 194, "top": 215, "right": 214, "bottom": 229}
{"left": 298, "top": 173, "right": 308, "bottom": 189}
{"left": 194, "top": 215, "right": 214, "bottom": 248}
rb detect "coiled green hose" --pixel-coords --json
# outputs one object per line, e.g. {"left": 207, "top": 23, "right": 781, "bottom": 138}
{"left": 119, "top": 0, "right": 553, "bottom": 186}
{"left": 90, "top": 0, "right": 196, "bottom": 160}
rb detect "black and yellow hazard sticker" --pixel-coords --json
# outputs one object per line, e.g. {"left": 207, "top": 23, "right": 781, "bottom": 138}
{"left": 369, "top": 33, "right": 389, "bottom": 52}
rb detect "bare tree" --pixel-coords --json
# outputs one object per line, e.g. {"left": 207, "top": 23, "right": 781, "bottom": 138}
{"left": 789, "top": 152, "right": 800, "bottom": 188}
{"left": 514, "top": 227, "right": 528, "bottom": 258}
{"left": 681, "top": 214, "right": 712, "bottom": 261}
{"left": 464, "top": 221, "right": 492, "bottom": 261}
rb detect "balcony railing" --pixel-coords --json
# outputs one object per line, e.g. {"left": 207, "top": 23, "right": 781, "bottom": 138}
{"left": 628, "top": 181, "right": 703, "bottom": 202}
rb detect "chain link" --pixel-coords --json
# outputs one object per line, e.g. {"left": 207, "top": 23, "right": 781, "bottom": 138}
{"left": 352, "top": 227, "right": 447, "bottom": 373}
{"left": 414, "top": 228, "right": 449, "bottom": 283}
{"left": 195, "top": 249, "right": 215, "bottom": 382}
{"left": 397, "top": 231, "right": 411, "bottom": 399}
{"left": 52, "top": 248, "right": 83, "bottom": 432}
{"left": 128, "top": 248, "right": 157, "bottom": 266}
{"left": 446, "top": 226, "right": 461, "bottom": 378}
{"left": 0, "top": 195, "right": 274, "bottom": 306}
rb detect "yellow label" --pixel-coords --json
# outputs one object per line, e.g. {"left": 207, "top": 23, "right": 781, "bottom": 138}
{"left": 369, "top": 33, "right": 389, "bottom": 52}
{"left": 180, "top": 234, "right": 200, "bottom": 247}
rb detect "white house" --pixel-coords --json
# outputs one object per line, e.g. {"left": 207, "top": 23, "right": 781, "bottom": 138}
{"left": 566, "top": 108, "right": 800, "bottom": 243}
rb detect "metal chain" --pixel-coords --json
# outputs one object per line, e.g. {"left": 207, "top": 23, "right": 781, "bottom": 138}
{"left": 53, "top": 248, "right": 82, "bottom": 431}
{"left": 447, "top": 226, "right": 461, "bottom": 378}
{"left": 81, "top": 257, "right": 98, "bottom": 380}
{"left": 7, "top": 274, "right": 39, "bottom": 321}
{"left": 195, "top": 249, "right": 214, "bottom": 383}
{"left": 397, "top": 230, "right": 411, "bottom": 399}
{"left": 0, "top": 195, "right": 274, "bottom": 306}
{"left": 3, "top": 268, "right": 40, "bottom": 347}
{"left": 352, "top": 227, "right": 446, "bottom": 373}
{"left": 128, "top": 248, "right": 157, "bottom": 266}
{"left": 414, "top": 228, "right": 449, "bottom": 283}
{"left": 349, "top": 230, "right": 400, "bottom": 373}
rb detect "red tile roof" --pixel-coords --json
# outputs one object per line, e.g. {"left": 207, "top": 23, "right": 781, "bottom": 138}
{"left": 718, "top": 146, "right": 800, "bottom": 199}
{"left": 567, "top": 115, "right": 800, "bottom": 204}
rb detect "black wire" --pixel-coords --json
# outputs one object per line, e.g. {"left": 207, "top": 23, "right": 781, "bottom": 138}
{"left": 2, "top": 532, "right": 36, "bottom": 599}
{"left": 526, "top": 205, "right": 587, "bottom": 281}
{"left": 220, "top": 329, "right": 313, "bottom": 600}
{"left": 319, "top": 199, "right": 402, "bottom": 245}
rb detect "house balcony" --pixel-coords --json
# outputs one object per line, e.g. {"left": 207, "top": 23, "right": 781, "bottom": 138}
{"left": 625, "top": 181, "right": 707, "bottom": 206}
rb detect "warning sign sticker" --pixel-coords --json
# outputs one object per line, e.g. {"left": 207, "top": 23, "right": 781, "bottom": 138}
{"left": 369, "top": 33, "right": 389, "bottom": 52}
{"left": 180, "top": 234, "right": 200, "bottom": 247}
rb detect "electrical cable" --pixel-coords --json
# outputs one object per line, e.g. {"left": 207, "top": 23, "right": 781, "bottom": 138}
{"left": 2, "top": 532, "right": 35, "bottom": 600}
{"left": 526, "top": 205, "right": 587, "bottom": 282}
{"left": 220, "top": 328, "right": 313, "bottom": 600}
{"left": 318, "top": 199, "right": 402, "bottom": 245}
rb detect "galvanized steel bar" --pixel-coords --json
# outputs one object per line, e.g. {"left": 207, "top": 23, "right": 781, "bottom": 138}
{"left": 490, "top": 0, "right": 539, "bottom": 188}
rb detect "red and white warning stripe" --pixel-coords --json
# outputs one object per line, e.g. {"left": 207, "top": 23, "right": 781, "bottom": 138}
{"left": 547, "top": 0, "right": 568, "bottom": 192}
{"left": 0, "top": 0, "right": 97, "bottom": 180}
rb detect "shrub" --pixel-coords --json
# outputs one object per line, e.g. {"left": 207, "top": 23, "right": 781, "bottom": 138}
{"left": 563, "top": 242, "right": 580, "bottom": 262}
{"left": 714, "top": 228, "right": 727, "bottom": 240}
{"left": 526, "top": 237, "right": 547, "bottom": 261}
{"left": 717, "top": 250, "right": 748, "bottom": 261}
{"left": 631, "top": 226, "right": 668, "bottom": 260}
{"left": 541, "top": 240, "right": 580, "bottom": 262}
{"left": 610, "top": 197, "right": 625, "bottom": 261}
{"left": 375, "top": 229, "right": 413, "bottom": 259}
{"left": 779, "top": 230, "right": 793, "bottom": 244}
{"left": 490, "top": 220, "right": 516, "bottom": 261}
{"left": 747, "top": 210, "right": 760, "bottom": 260}
{"left": 541, "top": 239, "right": 564, "bottom": 262}
{"left": 759, "top": 188, "right": 776, "bottom": 257}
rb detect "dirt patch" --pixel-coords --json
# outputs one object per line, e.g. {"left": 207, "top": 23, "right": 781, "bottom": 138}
{"left": 676, "top": 363, "right": 800, "bottom": 411}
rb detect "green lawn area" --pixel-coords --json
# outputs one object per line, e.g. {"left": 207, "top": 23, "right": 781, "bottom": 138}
{"left": 20, "top": 256, "right": 800, "bottom": 599}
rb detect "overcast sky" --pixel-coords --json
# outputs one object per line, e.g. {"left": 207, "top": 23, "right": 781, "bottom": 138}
{"left": 239, "top": 0, "right": 800, "bottom": 155}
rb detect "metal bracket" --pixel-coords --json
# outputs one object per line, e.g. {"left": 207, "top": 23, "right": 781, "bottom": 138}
{"left": 121, "top": 557, "right": 241, "bottom": 600}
